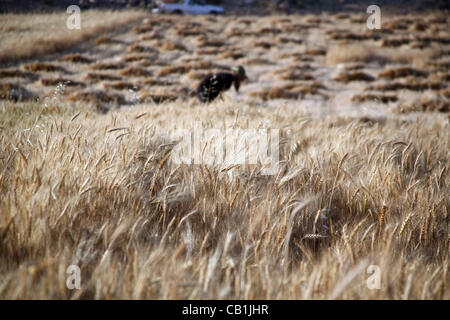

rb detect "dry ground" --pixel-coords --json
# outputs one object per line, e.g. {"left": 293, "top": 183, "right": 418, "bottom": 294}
{"left": 1, "top": 10, "right": 449, "bottom": 114}
{"left": 0, "top": 9, "right": 448, "bottom": 299}
{"left": 0, "top": 10, "right": 148, "bottom": 65}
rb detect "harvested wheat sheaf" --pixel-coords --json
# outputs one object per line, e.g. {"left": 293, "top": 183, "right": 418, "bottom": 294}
{"left": 84, "top": 73, "right": 122, "bottom": 82}
{"left": 89, "top": 62, "right": 126, "bottom": 70}
{"left": 396, "top": 95, "right": 450, "bottom": 113}
{"left": 156, "top": 65, "right": 190, "bottom": 77}
{"left": 247, "top": 87, "right": 299, "bottom": 101}
{"left": 0, "top": 82, "right": 35, "bottom": 101}
{"left": 40, "top": 78, "right": 86, "bottom": 87}
{"left": 67, "top": 90, "right": 126, "bottom": 108}
{"left": 352, "top": 93, "right": 398, "bottom": 103}
{"left": 378, "top": 67, "right": 429, "bottom": 80}
{"left": 58, "top": 53, "right": 92, "bottom": 64}
{"left": 334, "top": 71, "right": 375, "bottom": 83}
{"left": 95, "top": 36, "right": 122, "bottom": 45}
{"left": 102, "top": 81, "right": 140, "bottom": 91}
{"left": 119, "top": 67, "right": 152, "bottom": 77}
{"left": 138, "top": 90, "right": 178, "bottom": 103}
{"left": 0, "top": 68, "right": 36, "bottom": 79}
{"left": 23, "top": 62, "right": 67, "bottom": 73}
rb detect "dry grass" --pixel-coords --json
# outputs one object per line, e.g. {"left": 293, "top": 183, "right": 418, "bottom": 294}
{"left": 89, "top": 62, "right": 126, "bottom": 71}
{"left": 378, "top": 67, "right": 429, "bottom": 80}
{"left": 0, "top": 83, "right": 35, "bottom": 101}
{"left": 121, "top": 54, "right": 157, "bottom": 64}
{"left": 396, "top": 94, "right": 449, "bottom": 113}
{"left": 188, "top": 60, "right": 223, "bottom": 71}
{"left": 440, "top": 88, "right": 450, "bottom": 98}
{"left": 327, "top": 30, "right": 381, "bottom": 41}
{"left": 276, "top": 52, "right": 314, "bottom": 63}
{"left": 159, "top": 41, "right": 189, "bottom": 52}
{"left": 195, "top": 48, "right": 224, "bottom": 56}
{"left": 256, "top": 26, "right": 282, "bottom": 35}
{"left": 247, "top": 86, "right": 299, "bottom": 100}
{"left": 220, "top": 50, "right": 245, "bottom": 60}
{"left": 275, "top": 70, "right": 315, "bottom": 81}
{"left": 305, "top": 48, "right": 327, "bottom": 56}
{"left": 58, "top": 54, "right": 93, "bottom": 64}
{"left": 326, "top": 45, "right": 389, "bottom": 66}
{"left": 138, "top": 89, "right": 179, "bottom": 103}
{"left": 0, "top": 68, "right": 37, "bottom": 80}
{"left": 23, "top": 62, "right": 67, "bottom": 74}
{"left": 242, "top": 58, "right": 275, "bottom": 66}
{"left": 276, "top": 37, "right": 303, "bottom": 45}
{"left": 284, "top": 23, "right": 314, "bottom": 33}
{"left": 118, "top": 66, "right": 152, "bottom": 77}
{"left": 102, "top": 81, "right": 141, "bottom": 91}
{"left": 95, "top": 37, "right": 122, "bottom": 45}
{"left": 0, "top": 101, "right": 448, "bottom": 299}
{"left": 127, "top": 44, "right": 158, "bottom": 54}
{"left": 334, "top": 13, "right": 350, "bottom": 20}
{"left": 196, "top": 38, "right": 225, "bottom": 48}
{"left": 184, "top": 70, "right": 210, "bottom": 82}
{"left": 142, "top": 78, "right": 177, "bottom": 87}
{"left": 40, "top": 78, "right": 86, "bottom": 88}
{"left": 132, "top": 25, "right": 153, "bottom": 34}
{"left": 156, "top": 65, "right": 190, "bottom": 77}
{"left": 140, "top": 32, "right": 164, "bottom": 41}
{"left": 84, "top": 73, "right": 122, "bottom": 82}
{"left": 176, "top": 27, "right": 207, "bottom": 37}
{"left": 326, "top": 44, "right": 438, "bottom": 67}
{"left": 430, "top": 60, "right": 450, "bottom": 71}
{"left": 0, "top": 10, "right": 448, "bottom": 300}
{"left": 286, "top": 81, "right": 327, "bottom": 96}
{"left": 0, "top": 10, "right": 147, "bottom": 64}
{"left": 253, "top": 41, "right": 273, "bottom": 49}
{"left": 367, "top": 81, "right": 446, "bottom": 92}
{"left": 66, "top": 90, "right": 126, "bottom": 111}
{"left": 381, "top": 38, "right": 411, "bottom": 47}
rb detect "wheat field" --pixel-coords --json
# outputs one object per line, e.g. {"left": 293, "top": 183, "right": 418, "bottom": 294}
{"left": 0, "top": 9, "right": 448, "bottom": 299}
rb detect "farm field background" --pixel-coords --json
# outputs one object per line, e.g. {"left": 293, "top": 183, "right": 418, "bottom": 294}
{"left": 0, "top": 7, "right": 448, "bottom": 299}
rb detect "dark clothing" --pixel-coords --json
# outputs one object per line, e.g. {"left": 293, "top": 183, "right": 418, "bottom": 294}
{"left": 196, "top": 72, "right": 236, "bottom": 103}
